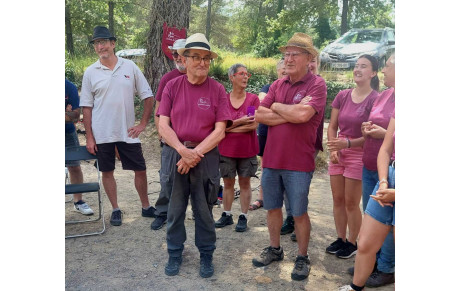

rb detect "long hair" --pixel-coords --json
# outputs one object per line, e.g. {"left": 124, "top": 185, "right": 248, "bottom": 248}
{"left": 358, "top": 54, "right": 379, "bottom": 91}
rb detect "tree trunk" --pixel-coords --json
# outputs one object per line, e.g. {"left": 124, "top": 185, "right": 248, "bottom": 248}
{"left": 145, "top": 0, "right": 191, "bottom": 100}
{"left": 206, "top": 0, "right": 212, "bottom": 41}
{"left": 108, "top": 1, "right": 115, "bottom": 36}
{"left": 252, "top": 0, "right": 263, "bottom": 44}
{"left": 273, "top": 0, "right": 283, "bottom": 42}
{"left": 65, "top": 0, "right": 74, "bottom": 55}
{"left": 341, "top": 0, "right": 348, "bottom": 35}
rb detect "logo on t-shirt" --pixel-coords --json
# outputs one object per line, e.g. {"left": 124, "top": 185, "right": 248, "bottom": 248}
{"left": 293, "top": 90, "right": 307, "bottom": 104}
{"left": 124, "top": 75, "right": 130, "bottom": 79}
{"left": 197, "top": 97, "right": 211, "bottom": 110}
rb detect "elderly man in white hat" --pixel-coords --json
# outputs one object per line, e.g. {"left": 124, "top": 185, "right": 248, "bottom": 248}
{"left": 252, "top": 32, "right": 327, "bottom": 281}
{"left": 157, "top": 33, "right": 232, "bottom": 278}
{"left": 151, "top": 38, "right": 187, "bottom": 231}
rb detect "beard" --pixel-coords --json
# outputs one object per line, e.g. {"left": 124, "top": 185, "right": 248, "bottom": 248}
{"left": 176, "top": 63, "right": 186, "bottom": 72}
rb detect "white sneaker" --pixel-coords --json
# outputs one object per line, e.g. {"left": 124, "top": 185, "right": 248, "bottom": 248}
{"left": 74, "top": 202, "right": 94, "bottom": 215}
{"left": 338, "top": 285, "right": 354, "bottom": 291}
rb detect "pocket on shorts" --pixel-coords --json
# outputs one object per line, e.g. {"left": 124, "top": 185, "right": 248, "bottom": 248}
{"left": 249, "top": 158, "right": 259, "bottom": 177}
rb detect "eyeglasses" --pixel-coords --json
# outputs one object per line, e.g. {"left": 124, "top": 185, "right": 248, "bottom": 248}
{"left": 172, "top": 52, "right": 179, "bottom": 58}
{"left": 232, "top": 72, "right": 252, "bottom": 78}
{"left": 184, "top": 55, "right": 213, "bottom": 64}
{"left": 93, "top": 39, "right": 109, "bottom": 46}
{"left": 283, "top": 52, "right": 307, "bottom": 59}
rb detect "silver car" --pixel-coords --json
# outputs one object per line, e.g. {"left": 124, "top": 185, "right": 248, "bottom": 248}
{"left": 320, "top": 28, "right": 395, "bottom": 70}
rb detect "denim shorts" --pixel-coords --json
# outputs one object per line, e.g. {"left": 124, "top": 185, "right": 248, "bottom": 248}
{"left": 65, "top": 131, "right": 81, "bottom": 167}
{"left": 219, "top": 155, "right": 258, "bottom": 178}
{"left": 261, "top": 168, "right": 313, "bottom": 216}
{"left": 365, "top": 165, "right": 395, "bottom": 226}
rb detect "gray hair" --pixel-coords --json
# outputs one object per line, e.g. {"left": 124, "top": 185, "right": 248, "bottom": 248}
{"left": 228, "top": 63, "right": 247, "bottom": 78}
{"left": 276, "top": 59, "right": 284, "bottom": 69}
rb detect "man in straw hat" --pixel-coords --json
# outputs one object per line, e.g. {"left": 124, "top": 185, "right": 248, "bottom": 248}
{"left": 151, "top": 38, "right": 187, "bottom": 231}
{"left": 253, "top": 32, "right": 327, "bottom": 281}
{"left": 80, "top": 26, "right": 156, "bottom": 227}
{"left": 157, "top": 33, "right": 232, "bottom": 278}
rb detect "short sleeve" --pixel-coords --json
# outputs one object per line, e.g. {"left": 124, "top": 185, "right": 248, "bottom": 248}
{"left": 158, "top": 82, "right": 173, "bottom": 117}
{"left": 132, "top": 62, "right": 153, "bottom": 100}
{"left": 79, "top": 70, "right": 94, "bottom": 107}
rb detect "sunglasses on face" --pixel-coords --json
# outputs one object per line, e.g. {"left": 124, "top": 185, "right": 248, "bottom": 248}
{"left": 172, "top": 52, "right": 179, "bottom": 58}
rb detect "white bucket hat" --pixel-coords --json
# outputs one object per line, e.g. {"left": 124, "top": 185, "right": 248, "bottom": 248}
{"left": 168, "top": 39, "right": 186, "bottom": 51}
{"left": 177, "top": 33, "right": 218, "bottom": 59}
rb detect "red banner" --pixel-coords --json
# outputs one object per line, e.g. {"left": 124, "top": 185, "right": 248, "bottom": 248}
{"left": 162, "top": 22, "right": 187, "bottom": 60}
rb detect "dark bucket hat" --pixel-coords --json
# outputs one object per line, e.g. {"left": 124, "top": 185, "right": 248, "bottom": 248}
{"left": 89, "top": 26, "right": 117, "bottom": 44}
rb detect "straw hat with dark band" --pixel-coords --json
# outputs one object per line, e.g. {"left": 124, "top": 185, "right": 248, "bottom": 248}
{"left": 177, "top": 33, "right": 218, "bottom": 59}
{"left": 279, "top": 32, "right": 317, "bottom": 57}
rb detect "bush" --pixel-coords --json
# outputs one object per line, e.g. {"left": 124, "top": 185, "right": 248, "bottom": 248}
{"left": 324, "top": 80, "right": 355, "bottom": 120}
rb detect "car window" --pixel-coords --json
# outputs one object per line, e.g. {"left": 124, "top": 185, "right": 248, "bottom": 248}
{"left": 338, "top": 31, "right": 383, "bottom": 44}
{"left": 387, "top": 30, "right": 395, "bottom": 42}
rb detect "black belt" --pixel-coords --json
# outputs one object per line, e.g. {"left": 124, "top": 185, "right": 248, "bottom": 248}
{"left": 183, "top": 141, "right": 200, "bottom": 149}
{"left": 389, "top": 160, "right": 395, "bottom": 168}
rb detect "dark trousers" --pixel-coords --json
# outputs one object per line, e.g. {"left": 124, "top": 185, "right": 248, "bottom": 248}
{"left": 154, "top": 145, "right": 176, "bottom": 217}
{"left": 166, "top": 146, "right": 220, "bottom": 257}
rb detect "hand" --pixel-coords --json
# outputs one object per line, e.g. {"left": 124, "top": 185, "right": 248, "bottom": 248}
{"left": 128, "top": 123, "right": 146, "bottom": 138}
{"left": 86, "top": 136, "right": 98, "bottom": 155}
{"left": 327, "top": 137, "right": 347, "bottom": 152}
{"left": 178, "top": 147, "right": 204, "bottom": 168}
{"left": 361, "top": 121, "right": 372, "bottom": 137}
{"left": 176, "top": 159, "right": 191, "bottom": 175}
{"left": 233, "top": 115, "right": 255, "bottom": 126}
{"left": 363, "top": 123, "right": 386, "bottom": 139}
{"left": 371, "top": 188, "right": 395, "bottom": 207}
{"left": 330, "top": 151, "right": 339, "bottom": 164}
{"left": 299, "top": 95, "right": 312, "bottom": 105}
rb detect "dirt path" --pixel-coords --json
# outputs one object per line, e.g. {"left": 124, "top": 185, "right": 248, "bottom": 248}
{"left": 65, "top": 123, "right": 394, "bottom": 290}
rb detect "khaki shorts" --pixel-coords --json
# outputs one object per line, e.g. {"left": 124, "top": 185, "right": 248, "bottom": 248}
{"left": 219, "top": 155, "right": 258, "bottom": 179}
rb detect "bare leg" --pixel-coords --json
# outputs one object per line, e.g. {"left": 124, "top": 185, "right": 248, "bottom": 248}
{"left": 353, "top": 215, "right": 391, "bottom": 286}
{"left": 294, "top": 213, "right": 311, "bottom": 256}
{"left": 102, "top": 171, "right": 118, "bottom": 209}
{"left": 68, "top": 165, "right": 83, "bottom": 202}
{"left": 134, "top": 170, "right": 150, "bottom": 208}
{"left": 344, "top": 177, "right": 363, "bottom": 244}
{"left": 267, "top": 208, "right": 283, "bottom": 247}
{"left": 238, "top": 177, "right": 252, "bottom": 213}
{"left": 330, "top": 175, "right": 347, "bottom": 240}
{"left": 223, "top": 178, "right": 236, "bottom": 212}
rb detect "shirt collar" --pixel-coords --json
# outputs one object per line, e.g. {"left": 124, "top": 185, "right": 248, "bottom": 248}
{"left": 282, "top": 70, "right": 313, "bottom": 85}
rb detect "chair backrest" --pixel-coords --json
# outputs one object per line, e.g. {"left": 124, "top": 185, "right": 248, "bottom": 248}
{"left": 65, "top": 146, "right": 97, "bottom": 162}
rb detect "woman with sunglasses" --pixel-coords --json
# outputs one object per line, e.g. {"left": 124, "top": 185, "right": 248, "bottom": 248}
{"left": 215, "top": 63, "right": 260, "bottom": 232}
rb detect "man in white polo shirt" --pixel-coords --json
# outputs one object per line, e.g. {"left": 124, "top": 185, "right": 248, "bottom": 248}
{"left": 80, "top": 26, "right": 156, "bottom": 226}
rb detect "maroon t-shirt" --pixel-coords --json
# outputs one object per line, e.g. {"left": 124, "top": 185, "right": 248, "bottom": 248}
{"left": 331, "top": 89, "right": 378, "bottom": 138}
{"left": 260, "top": 72, "right": 327, "bottom": 172}
{"left": 158, "top": 75, "right": 232, "bottom": 143}
{"left": 362, "top": 88, "right": 395, "bottom": 171}
{"left": 218, "top": 92, "right": 260, "bottom": 158}
{"left": 155, "top": 69, "right": 185, "bottom": 116}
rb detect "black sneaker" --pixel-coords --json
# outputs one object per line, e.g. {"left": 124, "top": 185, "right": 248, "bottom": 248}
{"left": 142, "top": 206, "right": 157, "bottom": 218}
{"left": 290, "top": 232, "right": 297, "bottom": 241}
{"left": 280, "top": 215, "right": 294, "bottom": 235}
{"left": 336, "top": 240, "right": 358, "bottom": 259}
{"left": 252, "top": 246, "right": 284, "bottom": 267}
{"left": 151, "top": 215, "right": 167, "bottom": 230}
{"left": 365, "top": 270, "right": 395, "bottom": 287}
{"left": 110, "top": 210, "right": 122, "bottom": 226}
{"left": 199, "top": 253, "right": 214, "bottom": 278}
{"left": 291, "top": 255, "right": 311, "bottom": 281}
{"left": 164, "top": 255, "right": 182, "bottom": 276}
{"left": 215, "top": 212, "right": 233, "bottom": 228}
{"left": 235, "top": 214, "right": 248, "bottom": 232}
{"left": 326, "top": 238, "right": 346, "bottom": 254}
